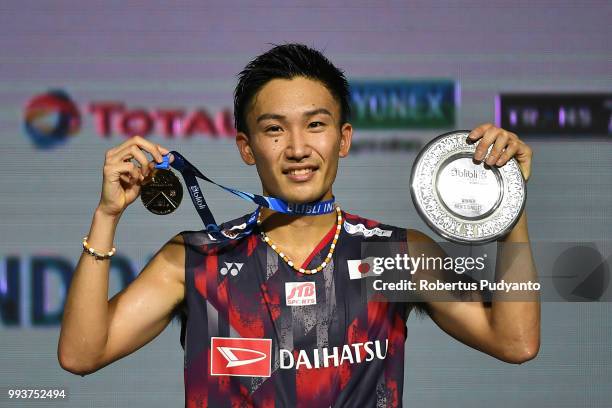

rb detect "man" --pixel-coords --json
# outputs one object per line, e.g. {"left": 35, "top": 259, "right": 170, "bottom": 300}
{"left": 58, "top": 43, "right": 539, "bottom": 407}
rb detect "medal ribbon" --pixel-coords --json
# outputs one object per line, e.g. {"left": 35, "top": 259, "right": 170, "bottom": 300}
{"left": 161, "top": 151, "right": 336, "bottom": 239}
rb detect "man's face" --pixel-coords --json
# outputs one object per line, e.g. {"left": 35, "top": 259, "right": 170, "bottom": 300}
{"left": 236, "top": 76, "right": 352, "bottom": 204}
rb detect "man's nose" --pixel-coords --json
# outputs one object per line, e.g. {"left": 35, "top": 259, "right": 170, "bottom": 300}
{"left": 285, "top": 129, "right": 312, "bottom": 160}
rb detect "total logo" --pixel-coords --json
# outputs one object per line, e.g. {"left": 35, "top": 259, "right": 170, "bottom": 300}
{"left": 210, "top": 337, "right": 389, "bottom": 377}
{"left": 23, "top": 90, "right": 235, "bottom": 149}
{"left": 285, "top": 282, "right": 316, "bottom": 306}
{"left": 23, "top": 90, "right": 81, "bottom": 149}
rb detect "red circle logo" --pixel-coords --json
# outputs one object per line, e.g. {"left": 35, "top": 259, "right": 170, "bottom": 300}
{"left": 358, "top": 262, "right": 370, "bottom": 274}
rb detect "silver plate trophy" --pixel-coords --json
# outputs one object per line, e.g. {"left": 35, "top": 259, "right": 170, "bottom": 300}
{"left": 410, "top": 130, "right": 526, "bottom": 243}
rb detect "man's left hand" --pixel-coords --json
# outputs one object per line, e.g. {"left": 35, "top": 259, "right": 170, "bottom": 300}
{"left": 468, "top": 123, "right": 533, "bottom": 182}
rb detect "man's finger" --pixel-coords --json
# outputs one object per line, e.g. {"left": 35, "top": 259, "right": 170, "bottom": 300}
{"left": 473, "top": 126, "right": 499, "bottom": 161}
{"left": 486, "top": 133, "right": 510, "bottom": 165}
{"left": 127, "top": 135, "right": 165, "bottom": 163}
{"left": 467, "top": 123, "right": 494, "bottom": 141}
{"left": 495, "top": 141, "right": 519, "bottom": 166}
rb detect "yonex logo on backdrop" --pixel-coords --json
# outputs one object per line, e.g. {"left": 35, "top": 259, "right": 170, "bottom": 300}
{"left": 285, "top": 282, "right": 317, "bottom": 306}
{"left": 348, "top": 80, "right": 456, "bottom": 129}
{"left": 219, "top": 262, "right": 244, "bottom": 276}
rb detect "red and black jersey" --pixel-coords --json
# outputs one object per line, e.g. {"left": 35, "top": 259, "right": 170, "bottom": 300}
{"left": 179, "top": 210, "right": 414, "bottom": 408}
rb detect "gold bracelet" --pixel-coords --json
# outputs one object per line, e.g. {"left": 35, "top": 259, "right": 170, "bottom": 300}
{"left": 82, "top": 236, "right": 116, "bottom": 260}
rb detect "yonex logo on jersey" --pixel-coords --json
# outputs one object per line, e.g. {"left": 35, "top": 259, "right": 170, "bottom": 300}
{"left": 343, "top": 221, "right": 392, "bottom": 238}
{"left": 210, "top": 337, "right": 272, "bottom": 377}
{"left": 285, "top": 282, "right": 317, "bottom": 306}
{"left": 220, "top": 262, "right": 243, "bottom": 276}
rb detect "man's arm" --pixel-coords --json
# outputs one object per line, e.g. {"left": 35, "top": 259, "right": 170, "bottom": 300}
{"left": 57, "top": 209, "right": 185, "bottom": 375}
{"left": 408, "top": 210, "right": 540, "bottom": 364}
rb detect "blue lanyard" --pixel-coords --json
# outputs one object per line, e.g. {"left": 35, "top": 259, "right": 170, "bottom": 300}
{"left": 157, "top": 151, "right": 336, "bottom": 240}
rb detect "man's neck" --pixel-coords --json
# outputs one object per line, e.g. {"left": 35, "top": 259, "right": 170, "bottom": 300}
{"left": 259, "top": 206, "right": 338, "bottom": 245}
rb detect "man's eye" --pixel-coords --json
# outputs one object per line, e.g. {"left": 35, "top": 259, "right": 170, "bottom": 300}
{"left": 266, "top": 126, "right": 282, "bottom": 132}
{"left": 309, "top": 122, "right": 324, "bottom": 128}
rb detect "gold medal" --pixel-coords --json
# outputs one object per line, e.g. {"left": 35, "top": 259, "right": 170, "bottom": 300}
{"left": 140, "top": 168, "right": 183, "bottom": 215}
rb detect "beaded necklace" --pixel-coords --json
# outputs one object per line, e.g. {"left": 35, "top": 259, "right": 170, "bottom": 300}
{"left": 257, "top": 206, "right": 342, "bottom": 275}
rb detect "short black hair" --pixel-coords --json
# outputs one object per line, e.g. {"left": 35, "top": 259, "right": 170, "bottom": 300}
{"left": 233, "top": 43, "right": 351, "bottom": 135}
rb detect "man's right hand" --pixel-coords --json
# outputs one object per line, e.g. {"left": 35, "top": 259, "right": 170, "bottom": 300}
{"left": 97, "top": 135, "right": 175, "bottom": 218}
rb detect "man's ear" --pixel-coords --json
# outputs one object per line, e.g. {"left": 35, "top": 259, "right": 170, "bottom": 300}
{"left": 236, "top": 131, "right": 256, "bottom": 165}
{"left": 339, "top": 122, "right": 353, "bottom": 158}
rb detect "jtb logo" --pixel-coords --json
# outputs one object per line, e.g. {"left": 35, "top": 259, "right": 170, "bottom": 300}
{"left": 285, "top": 282, "right": 316, "bottom": 306}
{"left": 210, "top": 337, "right": 272, "bottom": 377}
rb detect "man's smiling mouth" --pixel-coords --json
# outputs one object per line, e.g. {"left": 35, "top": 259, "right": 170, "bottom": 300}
{"left": 283, "top": 166, "right": 319, "bottom": 181}
{"left": 289, "top": 168, "right": 313, "bottom": 175}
